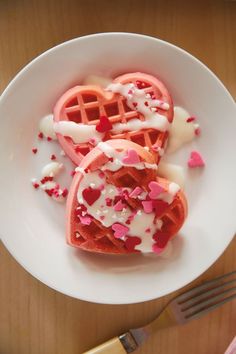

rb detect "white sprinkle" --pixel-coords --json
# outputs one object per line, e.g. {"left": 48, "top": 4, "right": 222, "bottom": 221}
{"left": 90, "top": 183, "right": 96, "bottom": 188}
{"left": 109, "top": 188, "right": 114, "bottom": 194}
{"left": 82, "top": 211, "right": 87, "bottom": 216}
{"left": 103, "top": 210, "right": 109, "bottom": 214}
{"left": 75, "top": 167, "right": 85, "bottom": 175}
{"left": 144, "top": 146, "right": 149, "bottom": 151}
{"left": 78, "top": 198, "right": 84, "bottom": 203}
{"left": 96, "top": 210, "right": 101, "bottom": 215}
{"left": 76, "top": 206, "right": 81, "bottom": 210}
{"left": 75, "top": 232, "right": 80, "bottom": 238}
{"left": 60, "top": 150, "right": 66, "bottom": 156}
{"left": 31, "top": 178, "right": 37, "bottom": 183}
{"left": 101, "top": 190, "right": 106, "bottom": 195}
{"left": 137, "top": 210, "right": 142, "bottom": 216}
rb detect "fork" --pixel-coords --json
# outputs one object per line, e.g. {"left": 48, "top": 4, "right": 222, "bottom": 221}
{"left": 83, "top": 270, "right": 236, "bottom": 353}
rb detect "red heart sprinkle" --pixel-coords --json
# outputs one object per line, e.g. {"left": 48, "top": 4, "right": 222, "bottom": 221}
{"left": 153, "top": 231, "right": 170, "bottom": 248}
{"left": 152, "top": 200, "right": 169, "bottom": 217}
{"left": 125, "top": 236, "right": 141, "bottom": 252}
{"left": 38, "top": 132, "right": 43, "bottom": 139}
{"left": 32, "top": 148, "right": 37, "bottom": 154}
{"left": 96, "top": 116, "right": 113, "bottom": 133}
{"left": 82, "top": 187, "right": 101, "bottom": 206}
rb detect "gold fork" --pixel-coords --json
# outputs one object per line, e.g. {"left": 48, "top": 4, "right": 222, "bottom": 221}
{"left": 84, "top": 270, "right": 236, "bottom": 353}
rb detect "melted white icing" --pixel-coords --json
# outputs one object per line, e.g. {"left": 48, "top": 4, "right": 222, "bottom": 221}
{"left": 39, "top": 115, "right": 57, "bottom": 140}
{"left": 83, "top": 75, "right": 112, "bottom": 88}
{"left": 167, "top": 107, "right": 199, "bottom": 153}
{"left": 158, "top": 162, "right": 185, "bottom": 189}
{"left": 77, "top": 170, "right": 158, "bottom": 252}
{"left": 97, "top": 142, "right": 157, "bottom": 172}
{"left": 54, "top": 121, "right": 103, "bottom": 144}
{"left": 41, "top": 162, "right": 63, "bottom": 177}
{"left": 107, "top": 83, "right": 170, "bottom": 132}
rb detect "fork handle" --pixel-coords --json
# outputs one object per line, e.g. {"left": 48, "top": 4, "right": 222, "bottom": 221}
{"left": 83, "top": 332, "right": 138, "bottom": 354}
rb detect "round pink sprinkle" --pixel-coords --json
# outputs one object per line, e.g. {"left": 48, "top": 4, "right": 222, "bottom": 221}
{"left": 195, "top": 127, "right": 201, "bottom": 136}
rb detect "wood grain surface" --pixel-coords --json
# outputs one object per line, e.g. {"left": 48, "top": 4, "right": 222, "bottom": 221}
{"left": 0, "top": 1, "right": 235, "bottom": 353}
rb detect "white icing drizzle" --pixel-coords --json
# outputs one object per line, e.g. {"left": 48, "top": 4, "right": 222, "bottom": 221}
{"left": 107, "top": 83, "right": 170, "bottom": 132}
{"left": 41, "top": 162, "right": 63, "bottom": 177}
{"left": 167, "top": 107, "right": 199, "bottom": 153}
{"left": 97, "top": 142, "right": 157, "bottom": 172}
{"left": 158, "top": 162, "right": 185, "bottom": 189}
{"left": 54, "top": 121, "right": 103, "bottom": 144}
{"left": 39, "top": 114, "right": 57, "bottom": 140}
{"left": 77, "top": 170, "right": 158, "bottom": 252}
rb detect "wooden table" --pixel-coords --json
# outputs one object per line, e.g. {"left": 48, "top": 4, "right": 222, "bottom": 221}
{"left": 0, "top": 1, "right": 235, "bottom": 353}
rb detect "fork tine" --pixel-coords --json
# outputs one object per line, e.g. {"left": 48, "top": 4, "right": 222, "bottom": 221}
{"left": 183, "top": 292, "right": 236, "bottom": 321}
{"left": 177, "top": 270, "right": 236, "bottom": 304}
{"left": 181, "top": 280, "right": 236, "bottom": 311}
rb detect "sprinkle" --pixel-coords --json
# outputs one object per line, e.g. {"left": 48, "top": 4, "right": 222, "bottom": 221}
{"left": 96, "top": 115, "right": 113, "bottom": 133}
{"left": 60, "top": 150, "right": 66, "bottom": 156}
{"left": 50, "top": 154, "right": 56, "bottom": 160}
{"left": 90, "top": 183, "right": 96, "bottom": 188}
{"left": 112, "top": 223, "right": 129, "bottom": 238}
{"left": 188, "top": 151, "right": 205, "bottom": 168}
{"left": 137, "top": 210, "right": 142, "bottom": 216}
{"left": 144, "top": 146, "right": 149, "bottom": 151}
{"left": 186, "top": 116, "right": 195, "bottom": 123}
{"left": 129, "top": 186, "right": 143, "bottom": 198}
{"left": 101, "top": 190, "right": 106, "bottom": 195}
{"left": 195, "top": 127, "right": 201, "bottom": 136}
{"left": 33, "top": 182, "right": 40, "bottom": 189}
{"left": 38, "top": 132, "right": 43, "bottom": 139}
{"left": 79, "top": 215, "right": 92, "bottom": 225}
{"left": 145, "top": 228, "right": 151, "bottom": 233}
{"left": 100, "top": 216, "right": 105, "bottom": 221}
{"left": 32, "top": 148, "right": 38, "bottom": 154}
{"left": 148, "top": 181, "right": 165, "bottom": 199}
{"left": 47, "top": 137, "right": 52, "bottom": 141}
{"left": 142, "top": 201, "right": 153, "bottom": 214}
{"left": 122, "top": 149, "right": 140, "bottom": 164}
{"left": 103, "top": 210, "right": 108, "bottom": 214}
{"left": 133, "top": 102, "right": 138, "bottom": 108}
{"left": 113, "top": 200, "right": 125, "bottom": 212}
{"left": 75, "top": 232, "right": 80, "bottom": 238}
{"left": 62, "top": 188, "right": 68, "bottom": 197}
{"left": 96, "top": 210, "right": 101, "bottom": 215}
{"left": 108, "top": 188, "right": 114, "bottom": 194}
{"left": 70, "top": 170, "right": 76, "bottom": 177}
{"left": 98, "top": 171, "right": 105, "bottom": 179}
{"left": 98, "top": 184, "right": 105, "bottom": 191}
{"left": 105, "top": 198, "right": 112, "bottom": 206}
{"left": 144, "top": 101, "right": 149, "bottom": 106}
{"left": 125, "top": 236, "right": 141, "bottom": 252}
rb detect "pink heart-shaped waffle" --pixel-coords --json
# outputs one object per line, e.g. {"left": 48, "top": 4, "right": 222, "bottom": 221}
{"left": 66, "top": 140, "right": 187, "bottom": 255}
{"left": 53, "top": 72, "right": 173, "bottom": 165}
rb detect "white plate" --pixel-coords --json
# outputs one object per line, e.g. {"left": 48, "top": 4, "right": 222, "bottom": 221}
{"left": 0, "top": 33, "right": 235, "bottom": 304}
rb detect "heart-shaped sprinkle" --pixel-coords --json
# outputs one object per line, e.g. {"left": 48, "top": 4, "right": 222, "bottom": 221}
{"left": 95, "top": 115, "right": 113, "bottom": 133}
{"left": 142, "top": 201, "right": 153, "bottom": 214}
{"left": 112, "top": 223, "right": 129, "bottom": 238}
{"left": 113, "top": 200, "right": 125, "bottom": 211}
{"left": 122, "top": 149, "right": 140, "bottom": 164}
{"left": 79, "top": 215, "right": 92, "bottom": 225}
{"left": 125, "top": 236, "right": 141, "bottom": 252}
{"left": 129, "top": 186, "right": 143, "bottom": 198}
{"left": 148, "top": 181, "right": 165, "bottom": 199}
{"left": 153, "top": 231, "right": 170, "bottom": 249}
{"left": 152, "top": 200, "right": 169, "bottom": 217}
{"left": 188, "top": 151, "right": 205, "bottom": 168}
{"left": 105, "top": 197, "right": 112, "bottom": 206}
{"left": 82, "top": 187, "right": 101, "bottom": 206}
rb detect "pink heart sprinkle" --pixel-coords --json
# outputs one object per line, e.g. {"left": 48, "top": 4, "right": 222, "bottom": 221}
{"left": 129, "top": 186, "right": 143, "bottom": 198}
{"left": 112, "top": 223, "right": 129, "bottom": 238}
{"left": 113, "top": 200, "right": 125, "bottom": 211}
{"left": 148, "top": 181, "right": 165, "bottom": 199}
{"left": 122, "top": 149, "right": 140, "bottom": 165}
{"left": 188, "top": 151, "right": 205, "bottom": 168}
{"left": 142, "top": 200, "right": 153, "bottom": 214}
{"left": 79, "top": 215, "right": 92, "bottom": 225}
